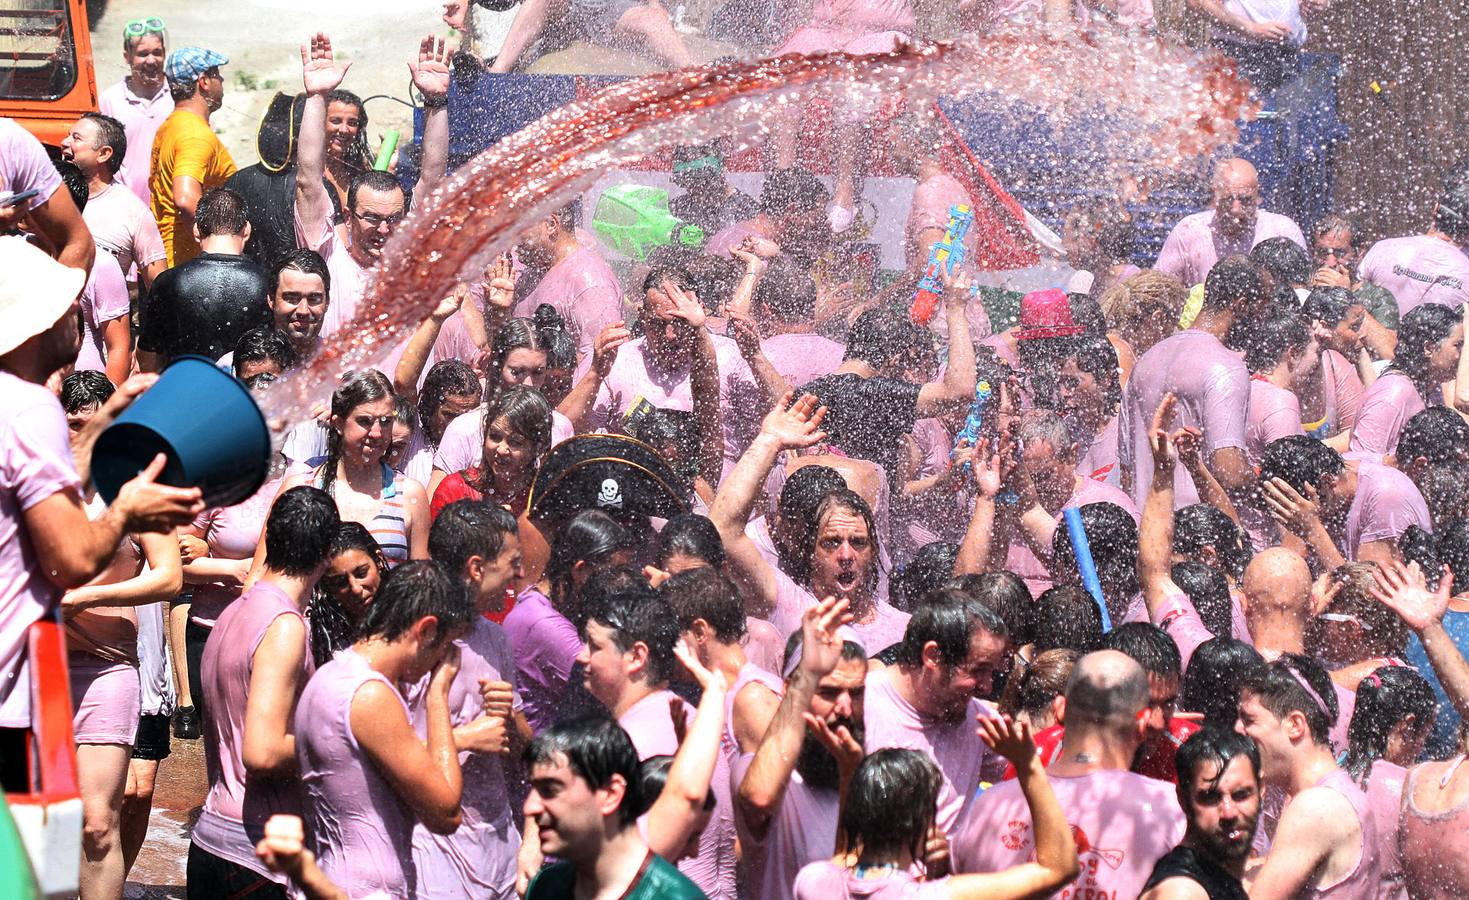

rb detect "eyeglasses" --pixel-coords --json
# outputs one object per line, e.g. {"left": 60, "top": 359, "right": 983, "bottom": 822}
{"left": 123, "top": 17, "right": 166, "bottom": 37}
{"left": 353, "top": 209, "right": 404, "bottom": 229}
{"left": 1217, "top": 193, "right": 1259, "bottom": 209}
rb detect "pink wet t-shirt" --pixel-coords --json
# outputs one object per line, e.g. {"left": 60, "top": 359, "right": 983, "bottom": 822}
{"left": 190, "top": 478, "right": 279, "bottom": 627}
{"left": 1364, "top": 759, "right": 1408, "bottom": 900}
{"left": 1155, "top": 209, "right": 1307, "bottom": 288}
{"left": 1002, "top": 477, "right": 1138, "bottom": 598}
{"left": 1348, "top": 370, "right": 1427, "bottom": 458}
{"left": 84, "top": 181, "right": 167, "bottom": 278}
{"left": 1246, "top": 378, "right": 1305, "bottom": 469}
{"left": 513, "top": 247, "right": 623, "bottom": 368}
{"left": 1077, "top": 415, "right": 1121, "bottom": 486}
{"left": 762, "top": 333, "right": 846, "bottom": 390}
{"left": 862, "top": 668, "right": 996, "bottom": 832}
{"left": 98, "top": 79, "right": 174, "bottom": 206}
{"left": 1341, "top": 461, "right": 1430, "bottom": 561}
{"left": 1358, "top": 234, "right": 1469, "bottom": 314}
{"left": 0, "top": 118, "right": 63, "bottom": 214}
{"left": 75, "top": 251, "right": 130, "bottom": 375}
{"left": 951, "top": 769, "right": 1185, "bottom": 899}
{"left": 1119, "top": 330, "right": 1250, "bottom": 509}
{"left": 1298, "top": 768, "right": 1381, "bottom": 900}
{"left": 0, "top": 372, "right": 82, "bottom": 729}
{"left": 432, "top": 405, "right": 574, "bottom": 475}
{"left": 732, "top": 750, "right": 841, "bottom": 900}
{"left": 794, "top": 861, "right": 947, "bottom": 900}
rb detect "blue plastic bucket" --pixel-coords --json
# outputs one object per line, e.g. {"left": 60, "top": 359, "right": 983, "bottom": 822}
{"left": 92, "top": 356, "right": 271, "bottom": 509}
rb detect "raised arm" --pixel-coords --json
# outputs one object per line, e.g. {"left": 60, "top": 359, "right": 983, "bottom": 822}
{"left": 737, "top": 597, "right": 849, "bottom": 841}
{"left": 666, "top": 279, "right": 725, "bottom": 492}
{"left": 407, "top": 35, "right": 450, "bottom": 199}
{"left": 556, "top": 320, "right": 630, "bottom": 432}
{"left": 351, "top": 644, "right": 464, "bottom": 834}
{"left": 295, "top": 33, "right": 351, "bottom": 244}
{"left": 1140, "top": 394, "right": 1185, "bottom": 611}
{"left": 1262, "top": 477, "right": 1346, "bottom": 572}
{"left": 1174, "top": 426, "right": 1240, "bottom": 524}
{"left": 1372, "top": 561, "right": 1469, "bottom": 722}
{"left": 727, "top": 309, "right": 791, "bottom": 421}
{"left": 954, "top": 439, "right": 1006, "bottom": 576}
{"left": 916, "top": 271, "right": 977, "bottom": 419}
{"left": 709, "top": 392, "right": 828, "bottom": 619}
{"left": 726, "top": 241, "right": 768, "bottom": 318}
{"left": 645, "top": 642, "right": 729, "bottom": 858}
{"left": 394, "top": 285, "right": 466, "bottom": 398}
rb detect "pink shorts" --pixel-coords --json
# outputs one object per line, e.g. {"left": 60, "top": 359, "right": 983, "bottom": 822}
{"left": 70, "top": 652, "right": 141, "bottom": 746}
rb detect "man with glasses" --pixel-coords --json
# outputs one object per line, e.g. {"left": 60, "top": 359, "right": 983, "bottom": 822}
{"left": 151, "top": 46, "right": 236, "bottom": 266}
{"left": 99, "top": 18, "right": 173, "bottom": 207}
{"left": 1156, "top": 158, "right": 1306, "bottom": 288}
{"left": 294, "top": 32, "right": 450, "bottom": 342}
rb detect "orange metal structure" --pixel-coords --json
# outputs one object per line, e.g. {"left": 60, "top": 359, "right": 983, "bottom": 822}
{"left": 0, "top": 1, "right": 97, "bottom": 147}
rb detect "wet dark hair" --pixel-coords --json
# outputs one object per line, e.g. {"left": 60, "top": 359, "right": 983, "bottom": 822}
{"left": 894, "top": 590, "right": 1007, "bottom": 669}
{"left": 54, "top": 159, "right": 86, "bottom": 212}
{"left": 641, "top": 264, "right": 699, "bottom": 297}
{"left": 1239, "top": 653, "right": 1338, "bottom": 746}
{"left": 753, "top": 255, "right": 818, "bottom": 323}
{"left": 1416, "top": 466, "right": 1469, "bottom": 529}
{"left": 418, "top": 360, "right": 480, "bottom": 439}
{"left": 358, "top": 559, "right": 474, "bottom": 642}
{"left": 797, "top": 489, "right": 880, "bottom": 593}
{"left": 1203, "top": 255, "right": 1266, "bottom": 312}
{"left": 268, "top": 247, "right": 331, "bottom": 298}
{"left": 839, "top": 749, "right": 943, "bottom": 871}
{"left": 525, "top": 715, "right": 642, "bottom": 826}
{"left": 1392, "top": 303, "right": 1460, "bottom": 388}
{"left": 546, "top": 510, "right": 635, "bottom": 616}
{"left": 1258, "top": 435, "right": 1344, "bottom": 496}
{"left": 80, "top": 112, "right": 127, "bottom": 176}
{"left": 195, "top": 187, "right": 249, "bottom": 237}
{"left": 309, "top": 522, "right": 387, "bottom": 666}
{"left": 1310, "top": 563, "right": 1408, "bottom": 657}
{"left": 531, "top": 305, "right": 577, "bottom": 373}
{"left": 1060, "top": 333, "right": 1122, "bottom": 416}
{"left": 775, "top": 465, "right": 848, "bottom": 574}
{"left": 483, "top": 317, "right": 553, "bottom": 404}
{"left": 655, "top": 514, "right": 726, "bottom": 570}
{"left": 1171, "top": 561, "right": 1233, "bottom": 638}
{"left": 1343, "top": 666, "right": 1436, "bottom": 787}
{"left": 1398, "top": 407, "right": 1469, "bottom": 468}
{"left": 662, "top": 566, "right": 747, "bottom": 643}
{"left": 1049, "top": 502, "right": 1140, "bottom": 621}
{"left": 263, "top": 486, "right": 341, "bottom": 577}
{"left": 999, "top": 648, "right": 1078, "bottom": 721}
{"left": 1434, "top": 175, "right": 1469, "bottom": 242}
{"left": 1402, "top": 519, "right": 1469, "bottom": 591}
{"left": 758, "top": 166, "right": 830, "bottom": 216}
{"left": 1174, "top": 503, "right": 1254, "bottom": 581}
{"left": 583, "top": 586, "right": 680, "bottom": 685}
{"left": 1302, "top": 286, "right": 1360, "bottom": 326}
{"left": 428, "top": 499, "right": 518, "bottom": 581}
{"left": 1249, "top": 237, "right": 1312, "bottom": 289}
{"left": 60, "top": 370, "right": 115, "bottom": 413}
{"left": 1244, "top": 306, "right": 1309, "bottom": 373}
{"left": 891, "top": 542, "right": 959, "bottom": 613}
{"left": 232, "top": 326, "right": 297, "bottom": 377}
{"left": 322, "top": 369, "right": 396, "bottom": 495}
{"left": 473, "top": 385, "right": 553, "bottom": 493}
{"left": 1175, "top": 728, "right": 1260, "bottom": 805}
{"left": 1182, "top": 638, "right": 1264, "bottom": 730}
{"left": 1067, "top": 292, "right": 1109, "bottom": 337}
{"left": 1031, "top": 586, "right": 1103, "bottom": 654}
{"left": 1102, "top": 622, "right": 1182, "bottom": 681}
{"left": 634, "top": 755, "right": 714, "bottom": 819}
{"left": 324, "top": 89, "right": 371, "bottom": 176}
{"left": 943, "top": 572, "right": 1033, "bottom": 647}
{"left": 842, "top": 305, "right": 913, "bottom": 371}
{"left": 347, "top": 170, "right": 405, "bottom": 214}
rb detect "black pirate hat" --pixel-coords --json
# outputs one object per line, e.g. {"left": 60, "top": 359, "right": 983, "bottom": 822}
{"left": 529, "top": 433, "right": 689, "bottom": 523}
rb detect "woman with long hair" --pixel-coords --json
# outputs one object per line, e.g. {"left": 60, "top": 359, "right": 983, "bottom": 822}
{"left": 1350, "top": 303, "right": 1463, "bottom": 457}
{"left": 321, "top": 88, "right": 371, "bottom": 211}
{"left": 1298, "top": 286, "right": 1370, "bottom": 449}
{"left": 1058, "top": 333, "right": 1124, "bottom": 487}
{"left": 307, "top": 523, "right": 390, "bottom": 667}
{"left": 429, "top": 385, "right": 553, "bottom": 519}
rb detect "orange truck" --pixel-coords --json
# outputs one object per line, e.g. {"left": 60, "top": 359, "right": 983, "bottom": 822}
{"left": 0, "top": 0, "right": 97, "bottom": 147}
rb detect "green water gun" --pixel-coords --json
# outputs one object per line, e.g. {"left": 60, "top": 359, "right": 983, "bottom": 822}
{"left": 591, "top": 184, "right": 705, "bottom": 261}
{"left": 374, "top": 130, "right": 400, "bottom": 172}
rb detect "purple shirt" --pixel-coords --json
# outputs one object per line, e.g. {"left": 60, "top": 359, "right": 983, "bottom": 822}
{"left": 297, "top": 648, "right": 417, "bottom": 898}
{"left": 98, "top": 79, "right": 174, "bottom": 206}
{"left": 732, "top": 751, "right": 840, "bottom": 900}
{"left": 794, "top": 862, "right": 947, "bottom": 900}
{"left": 513, "top": 246, "right": 623, "bottom": 369}
{"left": 1365, "top": 759, "right": 1408, "bottom": 900}
{"left": 761, "top": 333, "right": 846, "bottom": 389}
{"left": 0, "top": 372, "right": 82, "bottom": 729}
{"left": 1348, "top": 371, "right": 1427, "bottom": 458}
{"left": 189, "top": 478, "right": 279, "bottom": 627}
{"left": 951, "top": 769, "right": 1186, "bottom": 899}
{"left": 1302, "top": 768, "right": 1381, "bottom": 900}
{"left": 76, "top": 251, "right": 130, "bottom": 375}
{"left": 0, "top": 118, "right": 62, "bottom": 215}
{"left": 1155, "top": 209, "right": 1307, "bottom": 287}
{"left": 409, "top": 618, "right": 523, "bottom": 899}
{"left": 1119, "top": 330, "right": 1250, "bottom": 509}
{"left": 1341, "top": 461, "right": 1431, "bottom": 560}
{"left": 1358, "top": 234, "right": 1469, "bottom": 314}
{"left": 1246, "top": 378, "right": 1304, "bottom": 469}
{"left": 502, "top": 587, "right": 583, "bottom": 734}
{"left": 194, "top": 582, "right": 311, "bottom": 881}
{"left": 862, "top": 669, "right": 996, "bottom": 832}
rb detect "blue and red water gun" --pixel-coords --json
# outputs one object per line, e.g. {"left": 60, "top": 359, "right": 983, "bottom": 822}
{"left": 909, "top": 203, "right": 974, "bottom": 326}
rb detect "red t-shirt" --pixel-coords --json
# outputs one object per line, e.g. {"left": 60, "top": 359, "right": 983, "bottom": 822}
{"left": 428, "top": 469, "right": 518, "bottom": 623}
{"left": 1003, "top": 718, "right": 1201, "bottom": 783}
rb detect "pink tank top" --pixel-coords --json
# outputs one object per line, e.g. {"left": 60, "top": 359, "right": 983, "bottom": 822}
{"left": 724, "top": 662, "right": 783, "bottom": 759}
{"left": 295, "top": 647, "right": 416, "bottom": 898}
{"left": 1399, "top": 758, "right": 1469, "bottom": 899}
{"left": 1363, "top": 760, "right": 1407, "bottom": 900}
{"left": 191, "top": 478, "right": 276, "bottom": 626}
{"left": 1303, "top": 768, "right": 1381, "bottom": 900}
{"left": 193, "top": 582, "right": 311, "bottom": 877}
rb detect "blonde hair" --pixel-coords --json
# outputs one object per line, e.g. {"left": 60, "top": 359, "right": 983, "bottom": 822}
{"left": 1099, "top": 269, "right": 1187, "bottom": 337}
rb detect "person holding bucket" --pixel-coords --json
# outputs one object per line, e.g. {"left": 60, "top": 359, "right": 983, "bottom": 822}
{"left": 0, "top": 237, "right": 204, "bottom": 794}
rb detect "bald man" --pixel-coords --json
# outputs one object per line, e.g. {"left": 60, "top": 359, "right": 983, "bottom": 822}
{"left": 1156, "top": 160, "right": 1307, "bottom": 287}
{"left": 952, "top": 651, "right": 1185, "bottom": 900}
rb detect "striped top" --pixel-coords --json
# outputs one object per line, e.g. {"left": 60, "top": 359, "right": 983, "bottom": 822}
{"left": 313, "top": 461, "right": 410, "bottom": 565}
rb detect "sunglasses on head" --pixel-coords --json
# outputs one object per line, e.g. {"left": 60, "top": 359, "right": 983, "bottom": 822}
{"left": 123, "top": 17, "right": 166, "bottom": 37}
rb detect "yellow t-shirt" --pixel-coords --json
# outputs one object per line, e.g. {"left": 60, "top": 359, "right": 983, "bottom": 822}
{"left": 149, "top": 108, "right": 236, "bottom": 267}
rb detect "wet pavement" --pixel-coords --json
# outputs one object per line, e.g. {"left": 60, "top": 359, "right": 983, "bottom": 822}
{"left": 124, "top": 735, "right": 206, "bottom": 898}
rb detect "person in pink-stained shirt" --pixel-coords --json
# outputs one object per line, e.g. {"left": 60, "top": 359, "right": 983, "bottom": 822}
{"left": 951, "top": 651, "right": 1186, "bottom": 899}
{"left": 61, "top": 113, "right": 168, "bottom": 291}
{"left": 706, "top": 169, "right": 834, "bottom": 265}
{"left": 1357, "top": 179, "right": 1469, "bottom": 314}
{"left": 1237, "top": 655, "right": 1381, "bottom": 899}
{"left": 1243, "top": 308, "right": 1311, "bottom": 469}
{"left": 737, "top": 598, "right": 867, "bottom": 900}
{"left": 76, "top": 250, "right": 132, "bottom": 384}
{"left": 1058, "top": 334, "right": 1124, "bottom": 485}
{"left": 1119, "top": 256, "right": 1266, "bottom": 509}
{"left": 748, "top": 255, "right": 846, "bottom": 389}
{"left": 1350, "top": 303, "right": 1462, "bottom": 458}
{"left": 1299, "top": 287, "right": 1368, "bottom": 447}
{"left": 1061, "top": 199, "right": 1142, "bottom": 298}
{"left": 1155, "top": 159, "right": 1306, "bottom": 288}
{"left": 863, "top": 595, "right": 1006, "bottom": 831}
{"left": 512, "top": 202, "right": 624, "bottom": 370}
{"left": 98, "top": 25, "right": 173, "bottom": 207}
{"left": 579, "top": 588, "right": 737, "bottom": 900}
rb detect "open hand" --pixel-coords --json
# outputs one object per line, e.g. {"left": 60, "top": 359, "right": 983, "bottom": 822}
{"left": 116, "top": 454, "right": 206, "bottom": 534}
{"left": 408, "top": 34, "right": 450, "bottom": 103}
{"left": 590, "top": 321, "right": 632, "bottom": 379}
{"left": 431, "top": 283, "right": 468, "bottom": 322}
{"left": 673, "top": 638, "right": 728, "bottom": 695}
{"left": 759, "top": 391, "right": 829, "bottom": 451}
{"left": 1261, "top": 477, "right": 1322, "bottom": 535}
{"left": 482, "top": 256, "right": 516, "bottom": 312}
{"left": 663, "top": 278, "right": 706, "bottom": 331}
{"left": 977, "top": 714, "right": 1037, "bottom": 769}
{"left": 798, "top": 595, "right": 852, "bottom": 677}
{"left": 1370, "top": 560, "right": 1452, "bottom": 633}
{"left": 301, "top": 33, "right": 351, "bottom": 96}
{"left": 803, "top": 711, "right": 863, "bottom": 775}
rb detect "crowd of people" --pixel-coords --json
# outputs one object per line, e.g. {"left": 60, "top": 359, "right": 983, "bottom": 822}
{"left": 4, "top": 1, "right": 1469, "bottom": 899}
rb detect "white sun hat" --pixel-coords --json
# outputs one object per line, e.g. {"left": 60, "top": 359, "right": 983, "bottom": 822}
{"left": 0, "top": 236, "right": 85, "bottom": 357}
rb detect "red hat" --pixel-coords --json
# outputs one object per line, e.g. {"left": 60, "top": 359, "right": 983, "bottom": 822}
{"left": 1014, "top": 288, "right": 1083, "bottom": 341}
